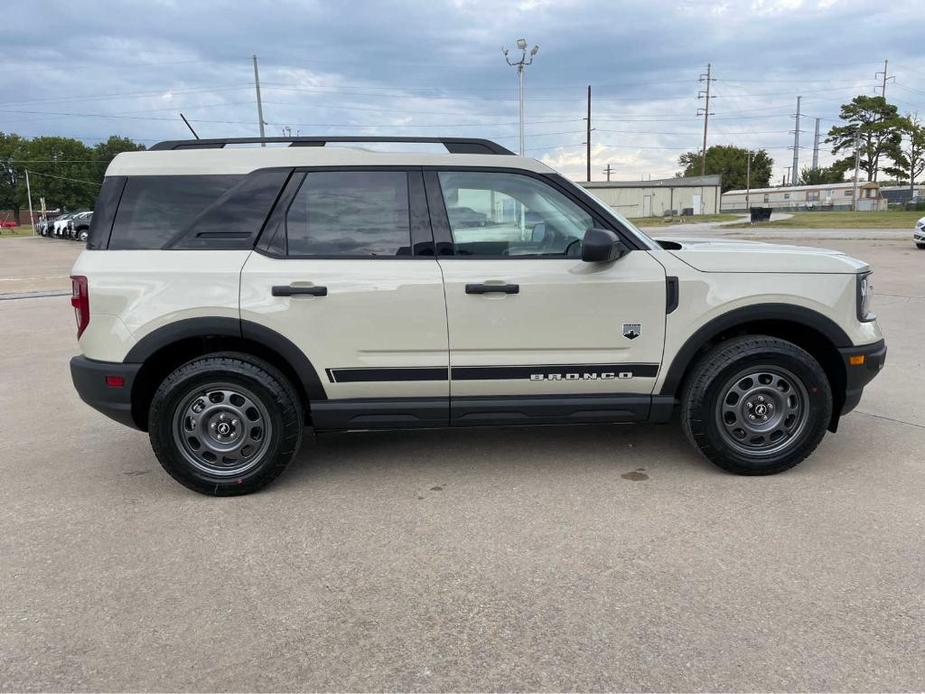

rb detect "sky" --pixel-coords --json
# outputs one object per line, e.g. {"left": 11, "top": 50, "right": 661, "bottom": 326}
{"left": 4, "top": 0, "right": 925, "bottom": 183}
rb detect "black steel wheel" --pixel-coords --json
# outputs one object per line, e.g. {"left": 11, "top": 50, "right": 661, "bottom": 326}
{"left": 149, "top": 352, "right": 303, "bottom": 495}
{"left": 681, "top": 335, "right": 832, "bottom": 475}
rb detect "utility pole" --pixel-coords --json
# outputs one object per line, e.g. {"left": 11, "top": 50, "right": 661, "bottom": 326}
{"left": 790, "top": 96, "right": 802, "bottom": 186}
{"left": 502, "top": 39, "right": 539, "bottom": 156}
{"left": 745, "top": 149, "right": 752, "bottom": 215}
{"left": 585, "top": 85, "right": 592, "bottom": 181}
{"left": 602, "top": 163, "right": 614, "bottom": 181}
{"left": 25, "top": 169, "right": 35, "bottom": 235}
{"left": 252, "top": 54, "right": 266, "bottom": 145}
{"left": 851, "top": 130, "right": 861, "bottom": 211}
{"left": 875, "top": 59, "right": 894, "bottom": 99}
{"left": 697, "top": 63, "right": 714, "bottom": 178}
{"left": 812, "top": 117, "right": 820, "bottom": 170}
{"left": 785, "top": 166, "right": 792, "bottom": 186}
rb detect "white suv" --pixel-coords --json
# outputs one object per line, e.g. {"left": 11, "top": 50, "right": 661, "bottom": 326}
{"left": 69, "top": 136, "right": 886, "bottom": 495}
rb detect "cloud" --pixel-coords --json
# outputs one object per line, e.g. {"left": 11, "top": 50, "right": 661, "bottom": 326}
{"left": 2, "top": 0, "right": 923, "bottom": 182}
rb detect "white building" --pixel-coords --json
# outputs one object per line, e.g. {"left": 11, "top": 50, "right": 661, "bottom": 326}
{"left": 580, "top": 175, "right": 722, "bottom": 219}
{"left": 721, "top": 181, "right": 886, "bottom": 212}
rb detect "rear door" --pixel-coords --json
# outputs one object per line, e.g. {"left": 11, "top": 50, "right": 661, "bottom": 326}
{"left": 426, "top": 169, "right": 667, "bottom": 423}
{"left": 240, "top": 168, "right": 449, "bottom": 429}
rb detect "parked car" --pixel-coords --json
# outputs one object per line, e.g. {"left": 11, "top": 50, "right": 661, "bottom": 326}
{"left": 69, "top": 135, "right": 886, "bottom": 496}
{"left": 53, "top": 213, "right": 76, "bottom": 238}
{"left": 915, "top": 216, "right": 925, "bottom": 248}
{"left": 67, "top": 211, "right": 93, "bottom": 241}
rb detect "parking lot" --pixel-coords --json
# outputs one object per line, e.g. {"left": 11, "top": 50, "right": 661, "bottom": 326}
{"left": 1, "top": 233, "right": 923, "bottom": 691}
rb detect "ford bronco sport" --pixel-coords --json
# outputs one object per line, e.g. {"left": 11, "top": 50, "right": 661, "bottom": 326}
{"left": 69, "top": 136, "right": 886, "bottom": 495}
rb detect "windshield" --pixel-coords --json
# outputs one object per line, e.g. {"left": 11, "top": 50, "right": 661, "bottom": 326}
{"left": 551, "top": 175, "right": 659, "bottom": 250}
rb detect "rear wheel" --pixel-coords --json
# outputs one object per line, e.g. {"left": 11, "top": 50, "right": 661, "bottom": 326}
{"left": 681, "top": 335, "right": 832, "bottom": 475}
{"left": 149, "top": 352, "right": 303, "bottom": 495}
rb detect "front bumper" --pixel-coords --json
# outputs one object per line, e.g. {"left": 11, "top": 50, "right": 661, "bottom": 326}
{"left": 838, "top": 339, "right": 887, "bottom": 416}
{"left": 70, "top": 356, "right": 142, "bottom": 429}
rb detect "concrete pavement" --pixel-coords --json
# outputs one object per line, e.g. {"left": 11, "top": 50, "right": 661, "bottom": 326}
{"left": 0, "top": 236, "right": 923, "bottom": 691}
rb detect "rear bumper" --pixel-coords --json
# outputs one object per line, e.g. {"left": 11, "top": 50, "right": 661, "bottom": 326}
{"left": 70, "top": 356, "right": 142, "bottom": 429}
{"left": 838, "top": 339, "right": 887, "bottom": 416}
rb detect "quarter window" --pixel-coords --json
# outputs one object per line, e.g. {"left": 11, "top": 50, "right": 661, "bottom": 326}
{"left": 285, "top": 171, "right": 411, "bottom": 256}
{"left": 110, "top": 175, "right": 243, "bottom": 250}
{"left": 438, "top": 171, "right": 593, "bottom": 257}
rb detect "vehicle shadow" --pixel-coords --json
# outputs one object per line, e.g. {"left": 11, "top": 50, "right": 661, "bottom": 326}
{"left": 278, "top": 419, "right": 714, "bottom": 489}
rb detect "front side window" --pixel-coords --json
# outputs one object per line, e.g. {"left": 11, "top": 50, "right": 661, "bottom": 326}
{"left": 438, "top": 171, "right": 593, "bottom": 257}
{"left": 285, "top": 171, "right": 411, "bottom": 256}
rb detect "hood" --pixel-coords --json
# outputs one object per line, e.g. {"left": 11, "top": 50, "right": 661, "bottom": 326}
{"left": 654, "top": 237, "right": 869, "bottom": 274}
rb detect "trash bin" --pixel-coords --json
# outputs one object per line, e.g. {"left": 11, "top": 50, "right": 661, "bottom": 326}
{"left": 750, "top": 207, "right": 772, "bottom": 223}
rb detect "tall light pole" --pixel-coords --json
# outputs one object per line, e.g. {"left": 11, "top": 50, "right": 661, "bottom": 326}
{"left": 502, "top": 39, "right": 539, "bottom": 156}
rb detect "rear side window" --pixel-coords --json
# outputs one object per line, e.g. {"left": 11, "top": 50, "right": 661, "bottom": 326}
{"left": 110, "top": 175, "right": 243, "bottom": 250}
{"left": 86, "top": 176, "right": 126, "bottom": 250}
{"left": 285, "top": 171, "right": 411, "bottom": 256}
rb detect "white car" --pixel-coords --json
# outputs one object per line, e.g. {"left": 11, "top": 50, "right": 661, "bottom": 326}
{"left": 68, "top": 136, "right": 886, "bottom": 495}
{"left": 915, "top": 216, "right": 925, "bottom": 248}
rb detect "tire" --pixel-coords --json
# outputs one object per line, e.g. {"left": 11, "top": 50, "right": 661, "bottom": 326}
{"left": 916, "top": 242, "right": 925, "bottom": 249}
{"left": 681, "top": 335, "right": 832, "bottom": 475}
{"left": 148, "top": 352, "right": 303, "bottom": 495}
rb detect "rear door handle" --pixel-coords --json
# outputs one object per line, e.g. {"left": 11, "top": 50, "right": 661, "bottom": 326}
{"left": 272, "top": 285, "right": 328, "bottom": 297}
{"left": 465, "top": 283, "right": 520, "bottom": 295}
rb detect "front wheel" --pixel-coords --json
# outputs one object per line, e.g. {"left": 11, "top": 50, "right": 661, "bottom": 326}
{"left": 916, "top": 242, "right": 925, "bottom": 249}
{"left": 681, "top": 336, "right": 832, "bottom": 475}
{"left": 149, "top": 352, "right": 303, "bottom": 495}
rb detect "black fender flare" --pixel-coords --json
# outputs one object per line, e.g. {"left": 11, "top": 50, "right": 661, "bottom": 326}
{"left": 124, "top": 317, "right": 328, "bottom": 401}
{"left": 659, "top": 303, "right": 851, "bottom": 397}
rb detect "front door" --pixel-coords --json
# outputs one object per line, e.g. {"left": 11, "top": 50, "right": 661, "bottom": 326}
{"left": 241, "top": 168, "right": 449, "bottom": 429}
{"left": 427, "top": 169, "right": 667, "bottom": 423}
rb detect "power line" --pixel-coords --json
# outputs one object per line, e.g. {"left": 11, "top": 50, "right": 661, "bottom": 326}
{"left": 23, "top": 169, "right": 101, "bottom": 186}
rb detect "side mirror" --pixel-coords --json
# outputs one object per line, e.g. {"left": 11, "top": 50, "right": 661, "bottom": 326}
{"left": 581, "top": 228, "right": 629, "bottom": 262}
{"left": 530, "top": 222, "right": 547, "bottom": 243}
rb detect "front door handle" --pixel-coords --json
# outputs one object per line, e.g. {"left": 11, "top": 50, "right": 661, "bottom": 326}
{"left": 272, "top": 285, "right": 328, "bottom": 297}
{"left": 465, "top": 283, "right": 520, "bottom": 295}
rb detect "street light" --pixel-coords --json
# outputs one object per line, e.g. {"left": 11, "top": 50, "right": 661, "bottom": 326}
{"left": 502, "top": 38, "right": 539, "bottom": 156}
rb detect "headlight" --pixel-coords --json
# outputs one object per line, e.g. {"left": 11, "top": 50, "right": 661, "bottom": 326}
{"left": 857, "top": 272, "right": 875, "bottom": 322}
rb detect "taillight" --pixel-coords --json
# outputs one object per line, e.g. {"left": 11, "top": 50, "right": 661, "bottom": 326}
{"left": 70, "top": 275, "right": 89, "bottom": 339}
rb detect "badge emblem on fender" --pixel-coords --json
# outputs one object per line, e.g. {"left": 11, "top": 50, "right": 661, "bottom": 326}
{"left": 623, "top": 323, "right": 641, "bottom": 340}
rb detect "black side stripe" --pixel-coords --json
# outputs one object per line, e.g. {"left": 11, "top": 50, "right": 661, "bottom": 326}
{"left": 326, "top": 363, "right": 660, "bottom": 383}
{"left": 326, "top": 367, "right": 448, "bottom": 383}
{"left": 453, "top": 364, "right": 659, "bottom": 380}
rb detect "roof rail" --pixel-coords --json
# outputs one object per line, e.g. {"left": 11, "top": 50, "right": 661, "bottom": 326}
{"left": 149, "top": 136, "right": 516, "bottom": 155}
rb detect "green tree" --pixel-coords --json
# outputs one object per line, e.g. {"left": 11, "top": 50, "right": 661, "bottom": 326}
{"left": 826, "top": 95, "right": 904, "bottom": 182}
{"left": 882, "top": 114, "right": 925, "bottom": 194}
{"left": 0, "top": 132, "right": 27, "bottom": 217}
{"left": 17, "top": 136, "right": 97, "bottom": 212}
{"left": 800, "top": 165, "right": 844, "bottom": 185}
{"left": 678, "top": 145, "right": 773, "bottom": 192}
{"left": 8, "top": 134, "right": 146, "bottom": 214}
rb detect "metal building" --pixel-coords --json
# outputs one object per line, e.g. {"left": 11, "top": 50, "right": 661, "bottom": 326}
{"left": 579, "top": 175, "right": 722, "bottom": 219}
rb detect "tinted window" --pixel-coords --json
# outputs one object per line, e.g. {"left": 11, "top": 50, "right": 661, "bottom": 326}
{"left": 438, "top": 171, "right": 593, "bottom": 257}
{"left": 285, "top": 171, "right": 411, "bottom": 256}
{"left": 110, "top": 175, "right": 243, "bottom": 250}
{"left": 168, "top": 169, "right": 290, "bottom": 250}
{"left": 86, "top": 176, "right": 125, "bottom": 250}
